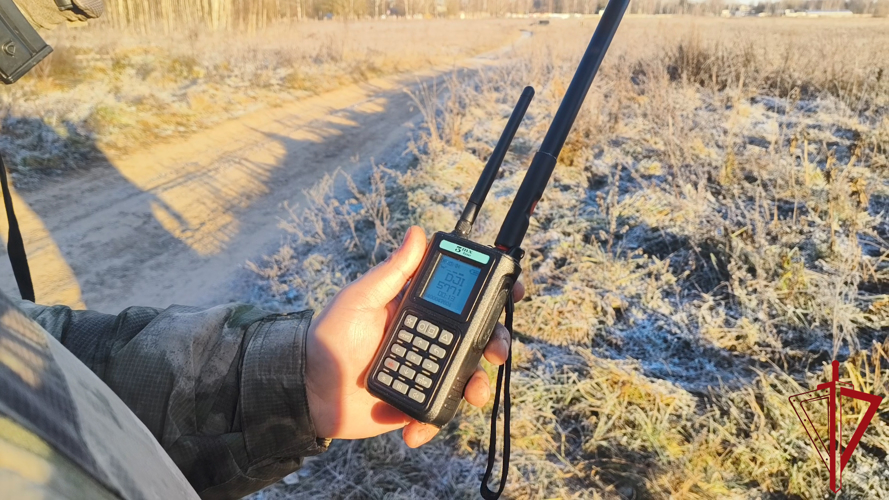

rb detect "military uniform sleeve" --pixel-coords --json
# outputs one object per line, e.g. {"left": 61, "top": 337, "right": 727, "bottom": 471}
{"left": 17, "top": 300, "right": 328, "bottom": 500}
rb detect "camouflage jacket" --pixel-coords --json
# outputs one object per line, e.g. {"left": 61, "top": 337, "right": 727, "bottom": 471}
{"left": 2, "top": 291, "right": 327, "bottom": 500}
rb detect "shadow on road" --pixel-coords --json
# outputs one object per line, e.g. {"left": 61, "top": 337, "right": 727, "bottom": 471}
{"left": 0, "top": 70, "right": 461, "bottom": 312}
{"left": 0, "top": 117, "right": 197, "bottom": 309}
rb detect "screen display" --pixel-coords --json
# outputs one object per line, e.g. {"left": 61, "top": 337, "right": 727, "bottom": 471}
{"left": 421, "top": 255, "right": 482, "bottom": 315}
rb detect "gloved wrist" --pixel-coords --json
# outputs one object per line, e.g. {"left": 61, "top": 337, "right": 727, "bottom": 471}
{"left": 12, "top": 0, "right": 103, "bottom": 31}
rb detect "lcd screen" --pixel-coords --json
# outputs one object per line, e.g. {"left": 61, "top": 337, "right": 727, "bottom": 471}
{"left": 421, "top": 255, "right": 482, "bottom": 315}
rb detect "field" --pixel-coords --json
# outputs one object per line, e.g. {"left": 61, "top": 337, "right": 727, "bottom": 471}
{"left": 249, "top": 16, "right": 889, "bottom": 499}
{"left": 0, "top": 19, "right": 520, "bottom": 184}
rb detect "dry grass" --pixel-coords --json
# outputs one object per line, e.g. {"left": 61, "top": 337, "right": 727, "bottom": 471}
{"left": 255, "top": 16, "right": 889, "bottom": 500}
{"left": 0, "top": 19, "right": 523, "bottom": 179}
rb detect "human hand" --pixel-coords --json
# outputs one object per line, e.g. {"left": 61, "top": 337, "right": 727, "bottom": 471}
{"left": 304, "top": 226, "right": 525, "bottom": 448}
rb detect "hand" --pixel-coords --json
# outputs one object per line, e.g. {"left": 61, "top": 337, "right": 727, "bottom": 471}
{"left": 305, "top": 226, "right": 525, "bottom": 448}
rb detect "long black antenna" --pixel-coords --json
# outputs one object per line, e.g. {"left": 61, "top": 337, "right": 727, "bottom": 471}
{"left": 494, "top": 0, "right": 630, "bottom": 255}
{"left": 454, "top": 86, "right": 535, "bottom": 238}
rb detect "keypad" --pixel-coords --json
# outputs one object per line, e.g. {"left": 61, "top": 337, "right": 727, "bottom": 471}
{"left": 376, "top": 313, "right": 458, "bottom": 406}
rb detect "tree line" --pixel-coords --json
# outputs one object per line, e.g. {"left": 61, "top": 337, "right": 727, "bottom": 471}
{"left": 97, "top": 0, "right": 885, "bottom": 31}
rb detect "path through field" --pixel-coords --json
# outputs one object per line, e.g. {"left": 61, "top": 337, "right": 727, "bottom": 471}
{"left": 2, "top": 33, "right": 528, "bottom": 312}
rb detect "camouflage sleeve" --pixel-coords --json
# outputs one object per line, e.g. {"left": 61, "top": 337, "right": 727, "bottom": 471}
{"left": 17, "top": 300, "right": 328, "bottom": 500}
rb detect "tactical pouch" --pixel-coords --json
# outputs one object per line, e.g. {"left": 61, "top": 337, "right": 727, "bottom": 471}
{"left": 0, "top": 0, "right": 51, "bottom": 84}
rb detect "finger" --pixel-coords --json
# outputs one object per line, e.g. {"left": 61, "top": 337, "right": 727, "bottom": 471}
{"left": 463, "top": 365, "right": 491, "bottom": 407}
{"left": 369, "top": 401, "right": 412, "bottom": 427}
{"left": 345, "top": 226, "right": 427, "bottom": 310}
{"left": 483, "top": 323, "right": 511, "bottom": 365}
{"left": 384, "top": 281, "right": 412, "bottom": 326}
{"left": 403, "top": 421, "right": 441, "bottom": 448}
{"left": 512, "top": 281, "right": 525, "bottom": 302}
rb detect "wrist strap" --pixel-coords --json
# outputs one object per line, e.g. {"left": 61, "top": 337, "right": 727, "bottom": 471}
{"left": 0, "top": 153, "right": 35, "bottom": 301}
{"left": 480, "top": 294, "right": 513, "bottom": 500}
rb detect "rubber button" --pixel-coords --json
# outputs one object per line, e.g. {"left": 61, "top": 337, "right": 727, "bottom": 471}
{"left": 408, "top": 389, "right": 425, "bottom": 403}
{"left": 399, "top": 365, "right": 416, "bottom": 380}
{"left": 422, "top": 359, "right": 439, "bottom": 373}
{"left": 416, "top": 374, "right": 432, "bottom": 388}
{"left": 475, "top": 290, "right": 508, "bottom": 350}
{"left": 406, "top": 351, "right": 423, "bottom": 365}
{"left": 424, "top": 324, "right": 439, "bottom": 339}
{"left": 439, "top": 330, "right": 454, "bottom": 345}
{"left": 377, "top": 372, "right": 393, "bottom": 386}
{"left": 404, "top": 315, "right": 418, "bottom": 328}
{"left": 392, "top": 380, "right": 409, "bottom": 394}
{"left": 429, "top": 345, "right": 446, "bottom": 358}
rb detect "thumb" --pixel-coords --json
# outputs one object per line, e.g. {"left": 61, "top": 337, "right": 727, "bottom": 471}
{"left": 346, "top": 226, "right": 427, "bottom": 310}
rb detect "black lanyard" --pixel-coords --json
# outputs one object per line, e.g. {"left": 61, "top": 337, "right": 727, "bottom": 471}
{"left": 480, "top": 294, "right": 513, "bottom": 499}
{"left": 0, "top": 153, "right": 35, "bottom": 301}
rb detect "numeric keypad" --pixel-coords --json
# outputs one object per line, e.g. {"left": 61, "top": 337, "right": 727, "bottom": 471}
{"left": 375, "top": 313, "right": 458, "bottom": 405}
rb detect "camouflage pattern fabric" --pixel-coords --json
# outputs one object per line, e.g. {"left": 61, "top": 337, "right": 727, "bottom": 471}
{"left": 3, "top": 292, "right": 327, "bottom": 499}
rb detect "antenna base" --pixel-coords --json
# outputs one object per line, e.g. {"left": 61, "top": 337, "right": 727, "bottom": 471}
{"left": 494, "top": 151, "right": 557, "bottom": 251}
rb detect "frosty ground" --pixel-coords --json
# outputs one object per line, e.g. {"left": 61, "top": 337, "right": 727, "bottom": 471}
{"left": 251, "top": 16, "right": 889, "bottom": 500}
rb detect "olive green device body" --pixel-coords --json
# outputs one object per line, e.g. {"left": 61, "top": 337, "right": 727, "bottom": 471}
{"left": 366, "top": 231, "right": 520, "bottom": 427}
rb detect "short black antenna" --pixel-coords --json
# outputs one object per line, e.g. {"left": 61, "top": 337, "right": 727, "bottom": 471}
{"left": 454, "top": 86, "right": 535, "bottom": 238}
{"left": 494, "top": 0, "right": 630, "bottom": 255}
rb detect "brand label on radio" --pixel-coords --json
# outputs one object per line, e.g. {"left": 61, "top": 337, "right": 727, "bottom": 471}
{"left": 440, "top": 240, "right": 490, "bottom": 264}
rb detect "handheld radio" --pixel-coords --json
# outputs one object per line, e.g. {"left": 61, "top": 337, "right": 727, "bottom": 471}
{"left": 366, "top": 1, "right": 630, "bottom": 496}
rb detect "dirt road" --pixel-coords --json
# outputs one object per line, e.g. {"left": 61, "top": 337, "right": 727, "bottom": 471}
{"left": 0, "top": 35, "right": 527, "bottom": 313}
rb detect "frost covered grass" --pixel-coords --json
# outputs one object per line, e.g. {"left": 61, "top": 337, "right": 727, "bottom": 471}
{"left": 252, "top": 17, "right": 889, "bottom": 499}
{"left": 0, "top": 19, "right": 521, "bottom": 181}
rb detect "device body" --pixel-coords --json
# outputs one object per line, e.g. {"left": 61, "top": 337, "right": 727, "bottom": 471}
{"left": 366, "top": 231, "right": 520, "bottom": 427}
{"left": 0, "top": 0, "right": 53, "bottom": 84}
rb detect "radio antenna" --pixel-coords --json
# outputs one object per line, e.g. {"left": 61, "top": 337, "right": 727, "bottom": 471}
{"left": 454, "top": 86, "right": 535, "bottom": 238}
{"left": 494, "top": 0, "right": 630, "bottom": 255}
